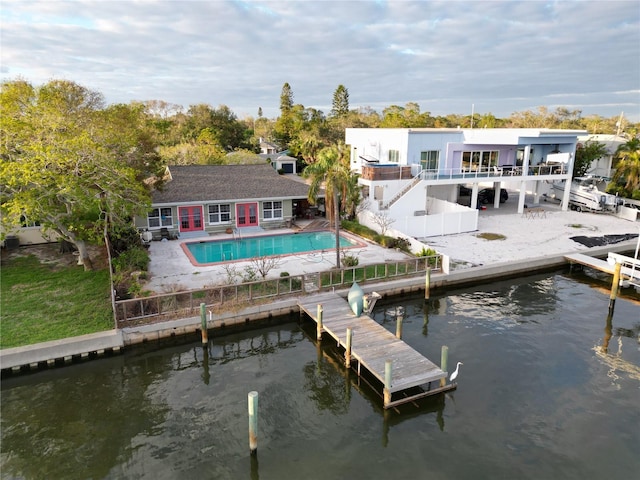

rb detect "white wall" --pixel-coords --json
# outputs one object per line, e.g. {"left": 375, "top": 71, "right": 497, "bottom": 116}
{"left": 360, "top": 197, "right": 478, "bottom": 239}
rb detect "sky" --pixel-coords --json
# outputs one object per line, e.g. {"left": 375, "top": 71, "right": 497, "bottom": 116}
{"left": 1, "top": 0, "right": 639, "bottom": 122}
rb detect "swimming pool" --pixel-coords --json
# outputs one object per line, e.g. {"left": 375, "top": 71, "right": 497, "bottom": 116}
{"left": 183, "top": 231, "right": 360, "bottom": 265}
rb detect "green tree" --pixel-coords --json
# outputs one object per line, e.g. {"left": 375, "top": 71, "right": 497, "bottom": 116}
{"left": 573, "top": 140, "right": 608, "bottom": 177}
{"left": 330, "top": 85, "right": 349, "bottom": 118}
{"left": 380, "top": 103, "right": 431, "bottom": 128}
{"left": 303, "top": 143, "right": 355, "bottom": 268}
{"left": 0, "top": 80, "right": 157, "bottom": 270}
{"left": 279, "top": 82, "right": 293, "bottom": 114}
{"left": 609, "top": 138, "right": 640, "bottom": 199}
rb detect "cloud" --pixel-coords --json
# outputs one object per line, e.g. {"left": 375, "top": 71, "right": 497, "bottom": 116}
{"left": 1, "top": 0, "right": 639, "bottom": 121}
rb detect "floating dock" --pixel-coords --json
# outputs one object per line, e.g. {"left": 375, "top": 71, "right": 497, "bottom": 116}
{"left": 298, "top": 292, "right": 455, "bottom": 408}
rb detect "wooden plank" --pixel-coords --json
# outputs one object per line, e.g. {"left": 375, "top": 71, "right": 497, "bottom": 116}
{"left": 565, "top": 253, "right": 639, "bottom": 280}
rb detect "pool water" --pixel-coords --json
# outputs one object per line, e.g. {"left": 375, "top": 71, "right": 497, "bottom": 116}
{"left": 185, "top": 231, "right": 358, "bottom": 264}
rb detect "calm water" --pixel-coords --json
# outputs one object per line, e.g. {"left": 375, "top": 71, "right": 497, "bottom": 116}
{"left": 185, "top": 231, "right": 357, "bottom": 264}
{"left": 2, "top": 271, "right": 639, "bottom": 480}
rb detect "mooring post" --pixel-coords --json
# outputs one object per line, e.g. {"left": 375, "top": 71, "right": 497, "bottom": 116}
{"left": 440, "top": 345, "right": 449, "bottom": 387}
{"left": 384, "top": 359, "right": 392, "bottom": 407}
{"left": 395, "top": 311, "right": 403, "bottom": 339}
{"left": 345, "top": 327, "right": 353, "bottom": 367}
{"left": 248, "top": 391, "right": 258, "bottom": 455}
{"left": 200, "top": 303, "right": 208, "bottom": 345}
{"left": 608, "top": 262, "right": 622, "bottom": 315}
{"left": 425, "top": 267, "right": 431, "bottom": 300}
{"left": 317, "top": 304, "right": 323, "bottom": 341}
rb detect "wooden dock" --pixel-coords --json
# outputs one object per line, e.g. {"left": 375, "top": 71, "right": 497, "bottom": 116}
{"left": 298, "top": 292, "right": 454, "bottom": 408}
{"left": 565, "top": 253, "right": 640, "bottom": 287}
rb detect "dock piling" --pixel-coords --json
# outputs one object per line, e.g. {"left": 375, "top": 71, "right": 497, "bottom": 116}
{"left": 395, "top": 312, "right": 403, "bottom": 339}
{"left": 425, "top": 267, "right": 431, "bottom": 300}
{"left": 345, "top": 327, "right": 353, "bottom": 367}
{"left": 200, "top": 303, "right": 208, "bottom": 345}
{"left": 384, "top": 359, "right": 392, "bottom": 407}
{"left": 317, "top": 304, "right": 323, "bottom": 341}
{"left": 608, "top": 262, "right": 621, "bottom": 315}
{"left": 248, "top": 391, "right": 258, "bottom": 455}
{"left": 440, "top": 345, "right": 448, "bottom": 387}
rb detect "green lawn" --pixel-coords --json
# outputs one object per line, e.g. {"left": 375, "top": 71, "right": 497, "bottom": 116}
{"left": 1, "top": 254, "right": 114, "bottom": 349}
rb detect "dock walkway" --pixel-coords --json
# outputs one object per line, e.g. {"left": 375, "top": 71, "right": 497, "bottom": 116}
{"left": 565, "top": 253, "right": 640, "bottom": 287}
{"left": 298, "top": 292, "right": 452, "bottom": 408}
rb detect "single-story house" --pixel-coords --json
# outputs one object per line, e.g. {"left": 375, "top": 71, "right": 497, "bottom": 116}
{"left": 345, "top": 127, "right": 585, "bottom": 238}
{"left": 134, "top": 164, "right": 320, "bottom": 240}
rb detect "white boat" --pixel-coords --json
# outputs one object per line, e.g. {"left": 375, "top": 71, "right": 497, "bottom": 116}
{"left": 550, "top": 177, "right": 622, "bottom": 213}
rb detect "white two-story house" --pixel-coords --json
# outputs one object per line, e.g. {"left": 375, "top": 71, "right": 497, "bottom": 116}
{"left": 345, "top": 128, "right": 585, "bottom": 238}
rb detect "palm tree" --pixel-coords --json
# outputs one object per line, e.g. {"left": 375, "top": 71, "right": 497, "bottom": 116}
{"left": 303, "top": 142, "right": 354, "bottom": 268}
{"left": 611, "top": 139, "right": 640, "bottom": 198}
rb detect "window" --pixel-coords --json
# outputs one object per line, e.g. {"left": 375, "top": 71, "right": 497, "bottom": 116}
{"left": 208, "top": 204, "right": 231, "bottom": 224}
{"left": 263, "top": 201, "right": 283, "bottom": 220}
{"left": 148, "top": 208, "right": 173, "bottom": 228}
{"left": 462, "top": 150, "right": 499, "bottom": 172}
{"left": 19, "top": 215, "right": 41, "bottom": 228}
{"left": 388, "top": 150, "right": 399, "bottom": 163}
{"left": 420, "top": 150, "right": 440, "bottom": 170}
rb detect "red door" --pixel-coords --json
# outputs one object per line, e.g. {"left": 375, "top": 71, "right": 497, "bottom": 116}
{"left": 236, "top": 203, "right": 258, "bottom": 227}
{"left": 178, "top": 206, "right": 203, "bottom": 232}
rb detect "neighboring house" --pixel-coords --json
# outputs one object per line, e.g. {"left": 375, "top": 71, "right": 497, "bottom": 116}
{"left": 577, "top": 134, "right": 627, "bottom": 179}
{"left": 345, "top": 127, "right": 585, "bottom": 238}
{"left": 0, "top": 217, "right": 59, "bottom": 248}
{"left": 268, "top": 154, "right": 298, "bottom": 174}
{"left": 134, "top": 164, "right": 319, "bottom": 239}
{"left": 259, "top": 139, "right": 280, "bottom": 155}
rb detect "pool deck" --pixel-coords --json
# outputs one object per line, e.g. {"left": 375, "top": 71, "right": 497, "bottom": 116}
{"left": 145, "top": 222, "right": 412, "bottom": 294}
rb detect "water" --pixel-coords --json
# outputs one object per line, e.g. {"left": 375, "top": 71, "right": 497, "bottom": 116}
{"left": 2, "top": 271, "right": 639, "bottom": 479}
{"left": 184, "top": 231, "right": 358, "bottom": 264}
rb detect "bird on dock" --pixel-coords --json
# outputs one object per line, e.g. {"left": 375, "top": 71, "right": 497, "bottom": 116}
{"left": 450, "top": 362, "right": 463, "bottom": 382}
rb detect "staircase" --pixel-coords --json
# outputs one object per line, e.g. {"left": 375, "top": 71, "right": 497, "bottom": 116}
{"left": 380, "top": 174, "right": 423, "bottom": 210}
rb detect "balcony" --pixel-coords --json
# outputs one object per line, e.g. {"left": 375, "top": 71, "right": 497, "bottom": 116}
{"left": 361, "top": 165, "right": 413, "bottom": 181}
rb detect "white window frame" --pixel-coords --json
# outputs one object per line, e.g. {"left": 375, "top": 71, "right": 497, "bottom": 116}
{"left": 263, "top": 201, "right": 283, "bottom": 220}
{"left": 388, "top": 150, "right": 400, "bottom": 163}
{"left": 148, "top": 207, "right": 173, "bottom": 229}
{"left": 208, "top": 204, "right": 231, "bottom": 224}
{"left": 420, "top": 150, "right": 440, "bottom": 170}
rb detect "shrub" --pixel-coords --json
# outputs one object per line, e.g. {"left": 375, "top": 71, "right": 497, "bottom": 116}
{"left": 417, "top": 247, "right": 438, "bottom": 257}
{"left": 112, "top": 247, "right": 150, "bottom": 273}
{"left": 108, "top": 224, "right": 143, "bottom": 256}
{"left": 341, "top": 220, "right": 378, "bottom": 241}
{"left": 341, "top": 253, "right": 359, "bottom": 267}
{"left": 394, "top": 237, "right": 411, "bottom": 252}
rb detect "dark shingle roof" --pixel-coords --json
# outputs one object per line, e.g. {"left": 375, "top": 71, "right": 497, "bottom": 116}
{"left": 152, "top": 164, "right": 314, "bottom": 205}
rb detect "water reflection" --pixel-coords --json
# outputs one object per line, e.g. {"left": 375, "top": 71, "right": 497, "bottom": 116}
{"left": 2, "top": 274, "right": 639, "bottom": 480}
{"left": 596, "top": 311, "right": 640, "bottom": 382}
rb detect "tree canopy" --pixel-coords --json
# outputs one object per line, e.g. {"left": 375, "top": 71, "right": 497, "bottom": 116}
{"left": 0, "top": 80, "right": 162, "bottom": 270}
{"left": 573, "top": 140, "right": 608, "bottom": 177}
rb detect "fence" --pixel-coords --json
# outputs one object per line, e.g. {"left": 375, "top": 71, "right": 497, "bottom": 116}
{"left": 114, "top": 255, "right": 441, "bottom": 328}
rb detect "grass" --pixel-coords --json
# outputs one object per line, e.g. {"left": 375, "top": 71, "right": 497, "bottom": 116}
{"left": 476, "top": 232, "right": 507, "bottom": 241}
{"left": 1, "top": 255, "right": 114, "bottom": 349}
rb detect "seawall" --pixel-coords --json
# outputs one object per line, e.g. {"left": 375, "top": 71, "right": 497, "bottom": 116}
{"left": 1, "top": 240, "right": 636, "bottom": 375}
